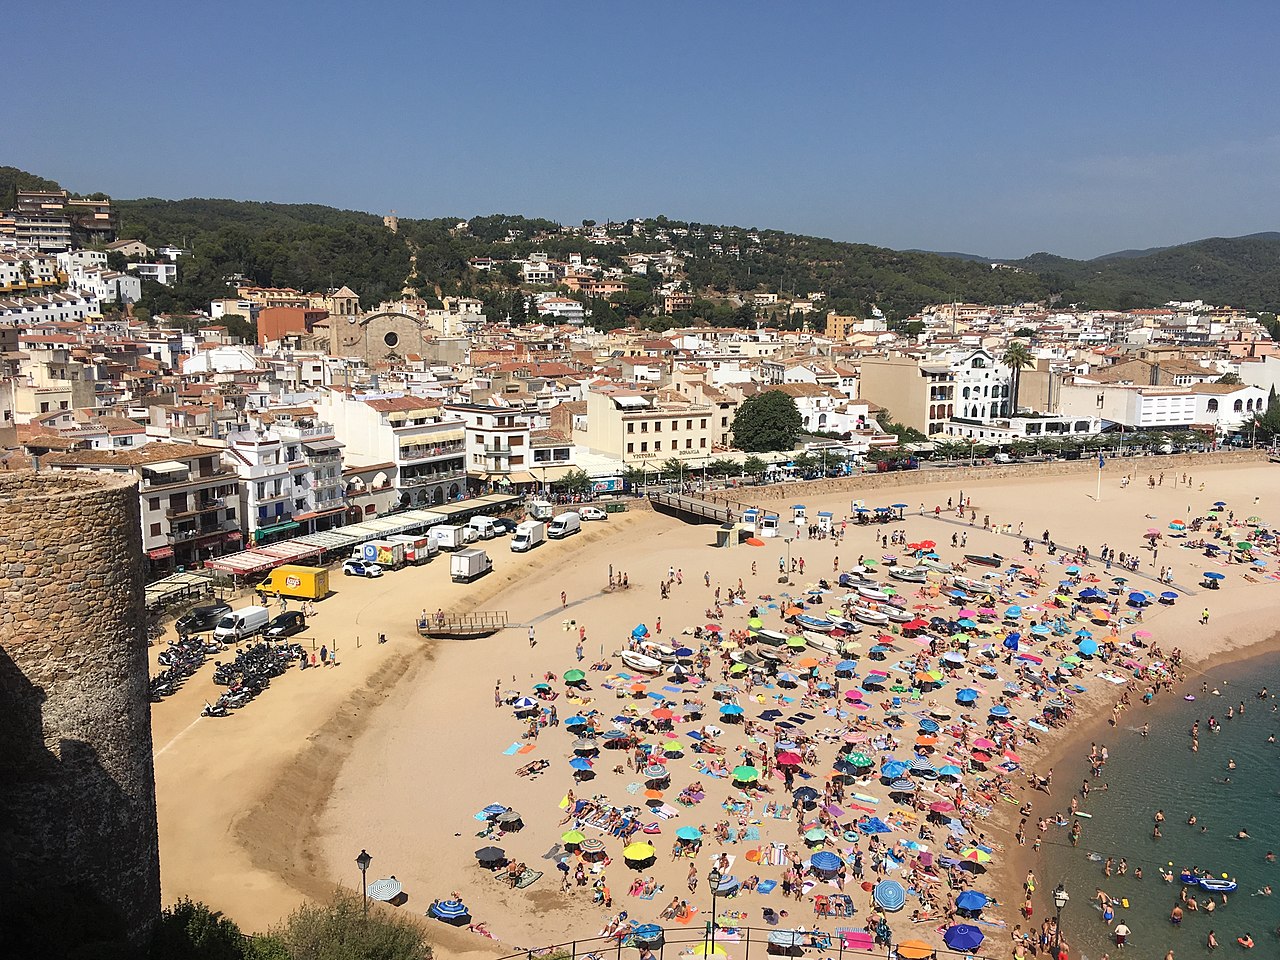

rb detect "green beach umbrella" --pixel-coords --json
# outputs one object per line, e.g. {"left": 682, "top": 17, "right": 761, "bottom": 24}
{"left": 748, "top": 617, "right": 764, "bottom": 630}
{"left": 882, "top": 586, "right": 898, "bottom": 595}
{"left": 787, "top": 636, "right": 806, "bottom": 648}
{"left": 664, "top": 741, "right": 684, "bottom": 753}
{"left": 848, "top": 752, "right": 873, "bottom": 766}
{"left": 804, "top": 827, "right": 828, "bottom": 841}
{"left": 564, "top": 669, "right": 586, "bottom": 682}
{"left": 732, "top": 765, "right": 759, "bottom": 782}
{"left": 863, "top": 559, "right": 878, "bottom": 567}
{"left": 562, "top": 830, "right": 586, "bottom": 845}
{"left": 729, "top": 663, "right": 748, "bottom": 674}
{"left": 1063, "top": 655, "right": 1082, "bottom": 665}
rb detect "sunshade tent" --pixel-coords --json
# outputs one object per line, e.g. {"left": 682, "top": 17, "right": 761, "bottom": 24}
{"left": 623, "top": 842, "right": 655, "bottom": 860}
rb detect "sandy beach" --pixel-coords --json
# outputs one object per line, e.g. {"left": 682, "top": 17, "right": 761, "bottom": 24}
{"left": 149, "top": 459, "right": 1280, "bottom": 956}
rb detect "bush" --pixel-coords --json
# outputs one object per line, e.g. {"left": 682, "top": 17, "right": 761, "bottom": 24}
{"left": 265, "top": 890, "right": 432, "bottom": 960}
{"left": 150, "top": 898, "right": 249, "bottom": 960}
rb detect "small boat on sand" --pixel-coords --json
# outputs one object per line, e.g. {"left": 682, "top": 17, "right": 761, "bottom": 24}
{"left": 964, "top": 554, "right": 1004, "bottom": 568}
{"left": 851, "top": 606, "right": 888, "bottom": 626}
{"left": 620, "top": 651, "right": 663, "bottom": 673}
{"left": 795, "top": 614, "right": 835, "bottom": 633}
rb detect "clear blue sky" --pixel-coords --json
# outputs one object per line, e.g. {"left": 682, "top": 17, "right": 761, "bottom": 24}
{"left": 11, "top": 1, "right": 1279, "bottom": 258}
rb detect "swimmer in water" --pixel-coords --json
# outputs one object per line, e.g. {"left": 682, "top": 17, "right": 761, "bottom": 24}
{"left": 1236, "top": 829, "right": 1250, "bottom": 839}
{"left": 1188, "top": 814, "right": 1198, "bottom": 825}
{"left": 1228, "top": 758, "right": 1236, "bottom": 770}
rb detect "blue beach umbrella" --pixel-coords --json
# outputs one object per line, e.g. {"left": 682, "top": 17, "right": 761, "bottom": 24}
{"left": 430, "top": 899, "right": 470, "bottom": 924}
{"left": 1203, "top": 571, "right": 1225, "bottom": 581}
{"left": 937, "top": 764, "right": 963, "bottom": 778}
{"left": 569, "top": 757, "right": 593, "bottom": 771}
{"left": 1077, "top": 638, "right": 1099, "bottom": 656}
{"left": 882, "top": 760, "right": 908, "bottom": 779}
{"left": 512, "top": 697, "right": 537, "bottom": 711}
{"left": 633, "top": 923, "right": 664, "bottom": 943}
{"left": 1002, "top": 635, "right": 1020, "bottom": 652}
{"left": 989, "top": 704, "right": 1011, "bottom": 717}
{"left": 719, "top": 703, "right": 744, "bottom": 715}
{"left": 873, "top": 879, "right": 906, "bottom": 911}
{"left": 944, "top": 925, "right": 986, "bottom": 951}
{"left": 956, "top": 890, "right": 988, "bottom": 912}
{"left": 918, "top": 718, "right": 941, "bottom": 733}
{"left": 675, "top": 826, "right": 702, "bottom": 841}
{"left": 889, "top": 778, "right": 916, "bottom": 792}
{"left": 811, "top": 851, "right": 842, "bottom": 872}
{"left": 564, "top": 715, "right": 588, "bottom": 727}
{"left": 955, "top": 688, "right": 979, "bottom": 703}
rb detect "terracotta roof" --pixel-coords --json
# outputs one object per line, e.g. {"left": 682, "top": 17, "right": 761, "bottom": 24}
{"left": 44, "top": 442, "right": 218, "bottom": 467}
{"left": 361, "top": 395, "right": 441, "bottom": 414}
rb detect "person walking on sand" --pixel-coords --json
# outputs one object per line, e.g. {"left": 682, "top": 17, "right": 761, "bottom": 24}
{"left": 529, "top": 625, "right": 537, "bottom": 647}
{"left": 688, "top": 864, "right": 698, "bottom": 893}
{"left": 1201, "top": 608, "right": 1210, "bottom": 625}
{"left": 561, "top": 590, "right": 567, "bottom": 608}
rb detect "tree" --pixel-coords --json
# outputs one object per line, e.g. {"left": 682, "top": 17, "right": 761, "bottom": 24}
{"left": 263, "top": 890, "right": 431, "bottom": 960}
{"left": 742, "top": 454, "right": 767, "bottom": 477}
{"left": 556, "top": 468, "right": 592, "bottom": 495}
{"left": 1001, "top": 341, "right": 1035, "bottom": 415}
{"left": 1252, "top": 396, "right": 1280, "bottom": 441}
{"left": 660, "top": 457, "right": 685, "bottom": 481}
{"left": 149, "top": 898, "right": 249, "bottom": 960}
{"left": 1215, "top": 372, "right": 1243, "bottom": 385}
{"left": 732, "top": 390, "right": 802, "bottom": 452}
{"left": 707, "top": 456, "right": 738, "bottom": 477}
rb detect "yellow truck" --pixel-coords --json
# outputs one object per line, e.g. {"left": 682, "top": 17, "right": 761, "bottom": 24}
{"left": 256, "top": 564, "right": 330, "bottom": 601}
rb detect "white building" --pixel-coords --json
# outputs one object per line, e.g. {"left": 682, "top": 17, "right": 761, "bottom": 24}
{"left": 1056, "top": 381, "right": 1267, "bottom": 435}
{"left": 0, "top": 250, "right": 64, "bottom": 293}
{"left": 535, "top": 295, "right": 586, "bottom": 324}
{"left": 182, "top": 345, "right": 261, "bottom": 375}
{"left": 951, "top": 348, "right": 1013, "bottom": 422}
{"left": 68, "top": 267, "right": 141, "bottom": 305}
{"left": 0, "top": 291, "right": 100, "bottom": 325}
{"left": 127, "top": 261, "right": 178, "bottom": 286}
{"left": 316, "top": 389, "right": 467, "bottom": 508}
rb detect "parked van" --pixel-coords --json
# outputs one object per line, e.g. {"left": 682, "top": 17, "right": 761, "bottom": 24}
{"left": 511, "top": 520, "right": 546, "bottom": 552}
{"left": 467, "top": 516, "right": 499, "bottom": 540}
{"left": 548, "top": 511, "right": 582, "bottom": 539}
{"left": 213, "top": 604, "right": 272, "bottom": 643}
{"left": 256, "top": 565, "right": 329, "bottom": 601}
{"left": 431, "top": 524, "right": 466, "bottom": 551}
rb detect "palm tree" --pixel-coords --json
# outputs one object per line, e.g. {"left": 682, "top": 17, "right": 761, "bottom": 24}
{"left": 1001, "top": 341, "right": 1035, "bottom": 417}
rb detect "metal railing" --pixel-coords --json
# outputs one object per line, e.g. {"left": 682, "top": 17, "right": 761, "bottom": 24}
{"left": 488, "top": 923, "right": 995, "bottom": 960}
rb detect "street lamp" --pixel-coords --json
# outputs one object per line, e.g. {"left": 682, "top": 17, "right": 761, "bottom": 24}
{"left": 707, "top": 866, "right": 723, "bottom": 955}
{"left": 784, "top": 537, "right": 793, "bottom": 584}
{"left": 356, "top": 849, "right": 372, "bottom": 917}
{"left": 1052, "top": 883, "right": 1070, "bottom": 958}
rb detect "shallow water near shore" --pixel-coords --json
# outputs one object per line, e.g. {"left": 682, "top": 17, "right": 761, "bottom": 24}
{"left": 1041, "top": 649, "right": 1280, "bottom": 959}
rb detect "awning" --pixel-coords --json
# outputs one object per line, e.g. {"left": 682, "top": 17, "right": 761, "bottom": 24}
{"left": 507, "top": 471, "right": 537, "bottom": 483}
{"left": 302, "top": 437, "right": 343, "bottom": 452}
{"left": 255, "top": 521, "right": 300, "bottom": 539}
{"left": 147, "top": 546, "right": 174, "bottom": 559}
{"left": 142, "top": 460, "right": 189, "bottom": 473}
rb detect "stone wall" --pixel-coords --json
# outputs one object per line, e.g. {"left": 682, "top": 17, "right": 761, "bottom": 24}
{"left": 0, "top": 472, "right": 160, "bottom": 950}
{"left": 702, "top": 449, "right": 1270, "bottom": 506}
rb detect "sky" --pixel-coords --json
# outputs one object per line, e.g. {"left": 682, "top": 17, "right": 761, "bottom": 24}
{"left": 10, "top": 1, "right": 1280, "bottom": 258}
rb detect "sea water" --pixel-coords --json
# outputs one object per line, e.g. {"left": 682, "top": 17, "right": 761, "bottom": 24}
{"left": 1041, "top": 649, "right": 1280, "bottom": 958}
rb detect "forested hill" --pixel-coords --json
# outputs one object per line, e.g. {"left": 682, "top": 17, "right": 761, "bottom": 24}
{"left": 8, "top": 166, "right": 1280, "bottom": 319}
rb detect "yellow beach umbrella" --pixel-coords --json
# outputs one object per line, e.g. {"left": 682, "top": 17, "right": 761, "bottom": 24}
{"left": 623, "top": 842, "right": 655, "bottom": 860}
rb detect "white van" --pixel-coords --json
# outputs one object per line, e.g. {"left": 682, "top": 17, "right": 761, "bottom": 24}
{"left": 467, "top": 516, "right": 499, "bottom": 540}
{"left": 548, "top": 511, "right": 582, "bottom": 539}
{"left": 213, "top": 604, "right": 272, "bottom": 643}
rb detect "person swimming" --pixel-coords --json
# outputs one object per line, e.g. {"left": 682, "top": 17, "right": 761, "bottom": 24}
{"left": 1236, "top": 829, "right": 1251, "bottom": 839}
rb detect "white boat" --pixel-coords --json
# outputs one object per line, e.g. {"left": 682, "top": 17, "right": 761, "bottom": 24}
{"left": 888, "top": 566, "right": 928, "bottom": 583}
{"left": 851, "top": 606, "right": 889, "bottom": 626}
{"left": 757, "top": 628, "right": 791, "bottom": 644}
{"left": 952, "top": 576, "right": 993, "bottom": 596}
{"left": 881, "top": 605, "right": 911, "bottom": 624}
{"left": 858, "top": 585, "right": 889, "bottom": 602}
{"left": 919, "top": 558, "right": 953, "bottom": 573}
{"left": 640, "top": 641, "right": 677, "bottom": 664}
{"left": 620, "top": 651, "right": 663, "bottom": 673}
{"left": 804, "top": 633, "right": 843, "bottom": 655}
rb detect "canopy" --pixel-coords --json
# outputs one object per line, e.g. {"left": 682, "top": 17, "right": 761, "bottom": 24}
{"left": 895, "top": 941, "right": 934, "bottom": 960}
{"left": 944, "top": 925, "right": 986, "bottom": 951}
{"left": 955, "top": 890, "right": 988, "bottom": 911}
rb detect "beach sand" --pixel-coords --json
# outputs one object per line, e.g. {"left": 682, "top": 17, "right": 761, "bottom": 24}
{"left": 148, "top": 460, "right": 1280, "bottom": 955}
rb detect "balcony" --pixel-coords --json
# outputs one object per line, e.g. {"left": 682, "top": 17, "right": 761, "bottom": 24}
{"left": 166, "top": 497, "right": 223, "bottom": 519}
{"left": 399, "top": 440, "right": 466, "bottom": 462}
{"left": 399, "top": 468, "right": 466, "bottom": 488}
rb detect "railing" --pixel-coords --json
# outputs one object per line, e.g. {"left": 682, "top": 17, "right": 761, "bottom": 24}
{"left": 489, "top": 924, "right": 996, "bottom": 960}
{"left": 400, "top": 469, "right": 465, "bottom": 487}
{"left": 416, "top": 611, "right": 508, "bottom": 636}
{"left": 400, "top": 441, "right": 466, "bottom": 460}
{"left": 166, "top": 498, "right": 223, "bottom": 519}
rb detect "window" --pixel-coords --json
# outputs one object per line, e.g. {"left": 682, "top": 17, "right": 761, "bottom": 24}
{"left": 383, "top": 331, "right": 399, "bottom": 348}
{"left": 641, "top": 442, "right": 648, "bottom": 452}
{"left": 700, "top": 419, "right": 707, "bottom": 428}
{"left": 627, "top": 422, "right": 634, "bottom": 433}
{"left": 686, "top": 438, "right": 693, "bottom": 449}
{"left": 721, "top": 417, "right": 728, "bottom": 427}
{"left": 627, "top": 443, "right": 634, "bottom": 453}
{"left": 149, "top": 522, "right": 161, "bottom": 536}
{"left": 700, "top": 438, "right": 707, "bottom": 448}
{"left": 1207, "top": 399, "right": 1219, "bottom": 413}
{"left": 655, "top": 421, "right": 661, "bottom": 432}
{"left": 640, "top": 421, "right": 648, "bottom": 432}
{"left": 1233, "top": 399, "right": 1243, "bottom": 412}
{"left": 686, "top": 419, "right": 693, "bottom": 430}
{"left": 149, "top": 497, "right": 160, "bottom": 511}
{"left": 655, "top": 441, "right": 662, "bottom": 451}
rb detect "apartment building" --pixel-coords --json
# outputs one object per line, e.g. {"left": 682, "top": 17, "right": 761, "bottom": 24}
{"left": 582, "top": 386, "right": 714, "bottom": 464}
{"left": 127, "top": 261, "right": 178, "bottom": 286}
{"left": 0, "top": 250, "right": 63, "bottom": 293}
{"left": 45, "top": 442, "right": 241, "bottom": 574}
{"left": 445, "top": 402, "right": 535, "bottom": 489}
{"left": 316, "top": 390, "right": 467, "bottom": 508}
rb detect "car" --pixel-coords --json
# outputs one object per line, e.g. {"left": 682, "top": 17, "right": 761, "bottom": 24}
{"left": 492, "top": 517, "right": 517, "bottom": 535}
{"left": 265, "top": 611, "right": 307, "bottom": 638}
{"left": 175, "top": 602, "right": 232, "bottom": 636}
{"left": 342, "top": 559, "right": 383, "bottom": 578}
{"left": 580, "top": 506, "right": 608, "bottom": 521}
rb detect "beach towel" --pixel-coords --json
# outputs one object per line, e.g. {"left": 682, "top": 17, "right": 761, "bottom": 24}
{"left": 495, "top": 868, "right": 543, "bottom": 889}
{"left": 518, "top": 743, "right": 537, "bottom": 754}
{"left": 635, "top": 885, "right": 663, "bottom": 900}
{"left": 757, "top": 878, "right": 777, "bottom": 894}
{"left": 672, "top": 907, "right": 700, "bottom": 925}
{"left": 626, "top": 783, "right": 642, "bottom": 794}
{"left": 502, "top": 743, "right": 522, "bottom": 756}
{"left": 743, "top": 827, "right": 761, "bottom": 841}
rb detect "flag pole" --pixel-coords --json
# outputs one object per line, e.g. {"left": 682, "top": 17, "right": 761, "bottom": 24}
{"left": 1096, "top": 454, "right": 1103, "bottom": 502}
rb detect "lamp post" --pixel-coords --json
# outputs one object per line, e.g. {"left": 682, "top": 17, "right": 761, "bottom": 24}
{"left": 707, "top": 866, "right": 723, "bottom": 955}
{"left": 356, "top": 849, "right": 372, "bottom": 918}
{"left": 1052, "top": 883, "right": 1070, "bottom": 959}
{"left": 784, "top": 537, "right": 793, "bottom": 584}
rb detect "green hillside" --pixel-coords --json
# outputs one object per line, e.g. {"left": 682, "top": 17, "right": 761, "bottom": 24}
{"left": 7, "top": 167, "right": 1280, "bottom": 320}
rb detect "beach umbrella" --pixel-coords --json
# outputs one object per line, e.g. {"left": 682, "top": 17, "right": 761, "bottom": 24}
{"left": 561, "top": 830, "right": 586, "bottom": 845}
{"left": 959, "top": 847, "right": 993, "bottom": 863}
{"left": 475, "top": 845, "right": 506, "bottom": 866}
{"left": 732, "top": 765, "right": 759, "bottom": 783}
{"left": 944, "top": 925, "right": 986, "bottom": 951}
{"left": 956, "top": 890, "right": 988, "bottom": 912}
{"left": 776, "top": 750, "right": 803, "bottom": 766}
{"left": 579, "top": 838, "right": 606, "bottom": 854}
{"left": 643, "top": 764, "right": 668, "bottom": 779}
{"left": 719, "top": 703, "right": 744, "bottom": 716}
{"left": 793, "top": 786, "right": 820, "bottom": 802}
{"left": 430, "top": 899, "right": 470, "bottom": 924}
{"left": 909, "top": 754, "right": 936, "bottom": 771}
{"left": 835, "top": 659, "right": 858, "bottom": 676}
{"left": 512, "top": 696, "right": 537, "bottom": 711}
{"left": 632, "top": 923, "right": 664, "bottom": 944}
{"left": 989, "top": 704, "right": 1011, "bottom": 717}
{"left": 497, "top": 810, "right": 523, "bottom": 829}
{"left": 663, "top": 742, "right": 684, "bottom": 754}
{"left": 729, "top": 663, "right": 748, "bottom": 675}
{"left": 689, "top": 944, "right": 727, "bottom": 957}
{"left": 929, "top": 800, "right": 956, "bottom": 814}
{"left": 804, "top": 827, "right": 828, "bottom": 844}
{"left": 569, "top": 757, "right": 593, "bottom": 771}
{"left": 651, "top": 707, "right": 674, "bottom": 721}
{"left": 572, "top": 738, "right": 599, "bottom": 753}
{"left": 881, "top": 760, "right": 908, "bottom": 779}
{"left": 811, "top": 851, "right": 843, "bottom": 873}
{"left": 895, "top": 941, "right": 934, "bottom": 960}
{"left": 955, "top": 688, "right": 979, "bottom": 703}
{"left": 1203, "top": 571, "right": 1225, "bottom": 581}
{"left": 564, "top": 715, "right": 588, "bottom": 728}
{"left": 873, "top": 879, "right": 907, "bottom": 911}
{"left": 942, "top": 651, "right": 966, "bottom": 665}
{"left": 847, "top": 752, "right": 873, "bottom": 767}
{"left": 890, "top": 779, "right": 917, "bottom": 793}
{"left": 563, "top": 669, "right": 586, "bottom": 683}
{"left": 623, "top": 841, "right": 655, "bottom": 860}
{"left": 1078, "top": 638, "right": 1099, "bottom": 656}
{"left": 844, "top": 689, "right": 864, "bottom": 702}
{"left": 675, "top": 826, "right": 703, "bottom": 841}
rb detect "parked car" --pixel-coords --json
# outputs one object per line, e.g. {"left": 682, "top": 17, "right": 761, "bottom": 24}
{"left": 175, "top": 602, "right": 231, "bottom": 636}
{"left": 492, "top": 517, "right": 517, "bottom": 535}
{"left": 342, "top": 559, "right": 383, "bottom": 578}
{"left": 580, "top": 506, "right": 608, "bottom": 521}
{"left": 265, "top": 611, "right": 307, "bottom": 638}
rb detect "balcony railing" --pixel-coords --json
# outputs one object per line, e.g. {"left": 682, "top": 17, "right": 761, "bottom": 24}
{"left": 399, "top": 468, "right": 465, "bottom": 487}
{"left": 165, "top": 498, "right": 223, "bottom": 519}
{"left": 399, "top": 441, "right": 465, "bottom": 461}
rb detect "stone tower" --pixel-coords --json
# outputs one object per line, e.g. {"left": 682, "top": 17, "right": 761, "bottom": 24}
{"left": 0, "top": 473, "right": 160, "bottom": 951}
{"left": 383, "top": 209, "right": 399, "bottom": 233}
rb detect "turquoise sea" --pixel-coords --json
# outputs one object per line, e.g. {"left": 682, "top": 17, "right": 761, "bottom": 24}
{"left": 1041, "top": 649, "right": 1280, "bottom": 958}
